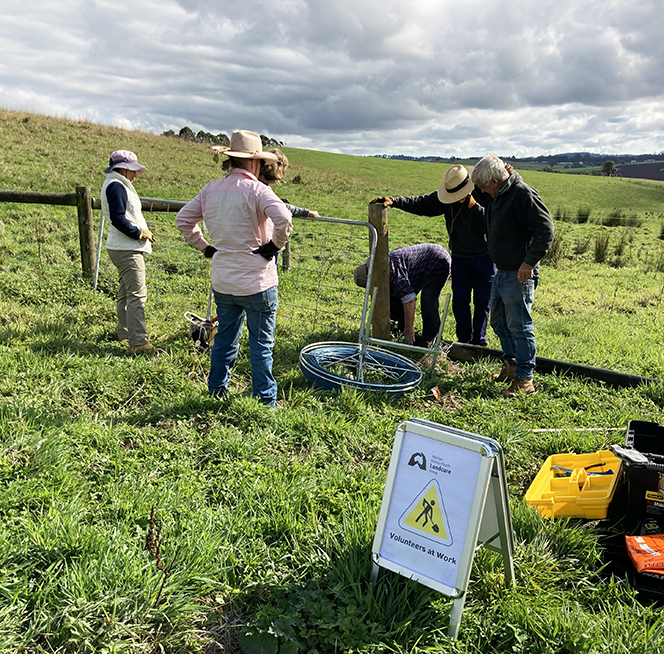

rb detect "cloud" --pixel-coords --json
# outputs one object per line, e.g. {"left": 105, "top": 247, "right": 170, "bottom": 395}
{"left": 0, "top": 0, "right": 663, "bottom": 156}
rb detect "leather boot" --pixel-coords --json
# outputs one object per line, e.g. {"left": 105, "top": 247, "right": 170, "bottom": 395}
{"left": 502, "top": 377, "right": 536, "bottom": 398}
{"left": 492, "top": 360, "right": 516, "bottom": 383}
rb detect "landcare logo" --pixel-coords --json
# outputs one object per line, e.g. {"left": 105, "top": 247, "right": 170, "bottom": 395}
{"left": 408, "top": 452, "right": 427, "bottom": 471}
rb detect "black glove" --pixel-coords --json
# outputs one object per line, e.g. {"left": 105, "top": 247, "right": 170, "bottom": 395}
{"left": 369, "top": 196, "right": 393, "bottom": 206}
{"left": 252, "top": 241, "right": 280, "bottom": 260}
{"left": 203, "top": 245, "right": 217, "bottom": 258}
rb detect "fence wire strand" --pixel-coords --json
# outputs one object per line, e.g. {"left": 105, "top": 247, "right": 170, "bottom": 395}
{"left": 93, "top": 210, "right": 373, "bottom": 346}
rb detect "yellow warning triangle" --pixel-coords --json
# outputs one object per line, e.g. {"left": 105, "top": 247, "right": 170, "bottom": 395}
{"left": 399, "top": 480, "right": 452, "bottom": 545}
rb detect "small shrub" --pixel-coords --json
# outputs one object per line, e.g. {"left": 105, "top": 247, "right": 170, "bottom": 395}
{"left": 543, "top": 234, "right": 564, "bottom": 267}
{"left": 601, "top": 210, "right": 625, "bottom": 227}
{"left": 644, "top": 246, "right": 664, "bottom": 273}
{"left": 576, "top": 205, "right": 592, "bottom": 224}
{"left": 573, "top": 237, "right": 591, "bottom": 256}
{"left": 594, "top": 233, "right": 610, "bottom": 263}
{"left": 624, "top": 213, "right": 643, "bottom": 228}
{"left": 613, "top": 230, "right": 630, "bottom": 257}
{"left": 554, "top": 207, "right": 572, "bottom": 223}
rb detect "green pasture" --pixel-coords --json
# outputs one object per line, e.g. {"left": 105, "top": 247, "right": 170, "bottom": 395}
{"left": 1, "top": 108, "right": 664, "bottom": 653}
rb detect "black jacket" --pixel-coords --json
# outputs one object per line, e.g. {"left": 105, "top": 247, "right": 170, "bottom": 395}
{"left": 390, "top": 189, "right": 491, "bottom": 258}
{"left": 486, "top": 173, "right": 554, "bottom": 271}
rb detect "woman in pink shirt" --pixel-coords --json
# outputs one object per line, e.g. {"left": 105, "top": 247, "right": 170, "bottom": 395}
{"left": 176, "top": 130, "right": 292, "bottom": 406}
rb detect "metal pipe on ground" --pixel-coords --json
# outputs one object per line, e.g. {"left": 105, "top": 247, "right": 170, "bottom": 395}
{"left": 443, "top": 341, "right": 660, "bottom": 389}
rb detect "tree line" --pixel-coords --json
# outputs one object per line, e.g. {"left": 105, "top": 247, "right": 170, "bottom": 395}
{"left": 162, "top": 127, "right": 284, "bottom": 149}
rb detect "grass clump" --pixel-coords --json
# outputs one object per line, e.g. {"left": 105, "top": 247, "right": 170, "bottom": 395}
{"left": 594, "top": 232, "right": 610, "bottom": 263}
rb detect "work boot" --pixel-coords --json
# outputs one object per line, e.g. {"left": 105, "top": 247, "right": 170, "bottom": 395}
{"left": 492, "top": 360, "right": 516, "bottom": 383}
{"left": 502, "top": 377, "right": 536, "bottom": 398}
{"left": 131, "top": 343, "right": 155, "bottom": 354}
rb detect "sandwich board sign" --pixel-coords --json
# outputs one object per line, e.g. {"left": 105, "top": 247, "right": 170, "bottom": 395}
{"left": 371, "top": 418, "right": 514, "bottom": 637}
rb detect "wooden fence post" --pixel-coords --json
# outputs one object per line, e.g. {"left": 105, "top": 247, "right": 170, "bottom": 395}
{"left": 76, "top": 186, "right": 96, "bottom": 278}
{"left": 368, "top": 203, "right": 391, "bottom": 339}
{"left": 281, "top": 241, "right": 291, "bottom": 271}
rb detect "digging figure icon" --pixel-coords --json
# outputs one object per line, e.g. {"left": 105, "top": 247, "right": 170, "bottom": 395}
{"left": 416, "top": 497, "right": 440, "bottom": 533}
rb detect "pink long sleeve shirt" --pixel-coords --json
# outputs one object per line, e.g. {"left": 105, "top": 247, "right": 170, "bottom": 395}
{"left": 175, "top": 168, "right": 293, "bottom": 296}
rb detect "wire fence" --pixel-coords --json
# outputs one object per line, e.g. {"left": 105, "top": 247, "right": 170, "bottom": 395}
{"left": 92, "top": 208, "right": 376, "bottom": 347}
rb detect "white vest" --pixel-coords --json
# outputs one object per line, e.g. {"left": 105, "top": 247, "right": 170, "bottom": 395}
{"left": 102, "top": 172, "right": 152, "bottom": 254}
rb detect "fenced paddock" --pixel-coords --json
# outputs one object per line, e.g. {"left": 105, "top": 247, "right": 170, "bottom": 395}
{"left": 0, "top": 189, "right": 383, "bottom": 353}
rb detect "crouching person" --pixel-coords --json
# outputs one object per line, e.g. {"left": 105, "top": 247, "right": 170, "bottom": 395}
{"left": 354, "top": 243, "right": 451, "bottom": 347}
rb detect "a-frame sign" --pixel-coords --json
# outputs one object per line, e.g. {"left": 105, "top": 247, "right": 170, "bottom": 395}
{"left": 372, "top": 418, "right": 514, "bottom": 637}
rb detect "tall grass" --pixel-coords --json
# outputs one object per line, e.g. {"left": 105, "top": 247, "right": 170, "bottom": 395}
{"left": 0, "top": 108, "right": 664, "bottom": 652}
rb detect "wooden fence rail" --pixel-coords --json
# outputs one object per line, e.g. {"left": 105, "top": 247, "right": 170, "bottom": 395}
{"left": 0, "top": 188, "right": 188, "bottom": 279}
{"left": 0, "top": 187, "right": 392, "bottom": 338}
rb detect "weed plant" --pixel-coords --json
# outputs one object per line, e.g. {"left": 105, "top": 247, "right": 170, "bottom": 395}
{"left": 0, "top": 109, "right": 663, "bottom": 652}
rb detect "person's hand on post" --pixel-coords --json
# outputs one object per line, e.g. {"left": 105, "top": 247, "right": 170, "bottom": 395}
{"left": 140, "top": 228, "right": 155, "bottom": 243}
{"left": 517, "top": 263, "right": 534, "bottom": 283}
{"left": 203, "top": 245, "right": 217, "bottom": 258}
{"left": 308, "top": 210, "right": 320, "bottom": 217}
{"left": 369, "top": 196, "right": 393, "bottom": 206}
{"left": 252, "top": 240, "right": 280, "bottom": 260}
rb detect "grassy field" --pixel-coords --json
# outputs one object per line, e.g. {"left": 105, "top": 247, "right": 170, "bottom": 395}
{"left": 1, "top": 108, "right": 664, "bottom": 653}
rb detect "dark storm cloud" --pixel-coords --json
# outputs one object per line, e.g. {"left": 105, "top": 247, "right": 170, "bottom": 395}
{"left": 0, "top": 0, "right": 662, "bottom": 156}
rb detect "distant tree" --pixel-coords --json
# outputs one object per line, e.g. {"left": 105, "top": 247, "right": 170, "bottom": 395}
{"left": 179, "top": 126, "right": 195, "bottom": 141}
{"left": 602, "top": 160, "right": 617, "bottom": 176}
{"left": 211, "top": 133, "right": 230, "bottom": 147}
{"left": 260, "top": 134, "right": 285, "bottom": 148}
{"left": 196, "top": 130, "right": 214, "bottom": 143}
{"left": 162, "top": 129, "right": 176, "bottom": 137}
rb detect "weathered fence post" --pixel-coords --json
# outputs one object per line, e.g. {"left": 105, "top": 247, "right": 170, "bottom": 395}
{"left": 368, "top": 203, "right": 391, "bottom": 339}
{"left": 281, "top": 241, "right": 291, "bottom": 271}
{"left": 76, "top": 186, "right": 96, "bottom": 278}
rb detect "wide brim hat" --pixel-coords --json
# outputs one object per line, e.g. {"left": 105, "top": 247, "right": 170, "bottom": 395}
{"left": 437, "top": 164, "right": 474, "bottom": 203}
{"left": 215, "top": 130, "right": 278, "bottom": 163}
{"left": 104, "top": 150, "right": 146, "bottom": 174}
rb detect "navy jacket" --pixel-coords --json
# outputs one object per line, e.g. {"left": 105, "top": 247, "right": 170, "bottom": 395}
{"left": 389, "top": 189, "right": 491, "bottom": 258}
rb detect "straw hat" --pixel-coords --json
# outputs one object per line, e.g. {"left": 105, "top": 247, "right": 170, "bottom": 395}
{"left": 437, "top": 164, "right": 474, "bottom": 203}
{"left": 104, "top": 150, "right": 146, "bottom": 174}
{"left": 212, "top": 130, "right": 277, "bottom": 163}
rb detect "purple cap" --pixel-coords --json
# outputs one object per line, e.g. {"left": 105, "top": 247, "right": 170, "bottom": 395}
{"left": 104, "top": 150, "right": 146, "bottom": 174}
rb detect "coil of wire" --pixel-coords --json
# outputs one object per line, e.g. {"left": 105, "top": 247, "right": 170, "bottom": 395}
{"left": 299, "top": 341, "right": 423, "bottom": 397}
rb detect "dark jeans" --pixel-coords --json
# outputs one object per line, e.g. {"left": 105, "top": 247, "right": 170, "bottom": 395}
{"left": 389, "top": 265, "right": 449, "bottom": 341}
{"left": 451, "top": 254, "right": 496, "bottom": 346}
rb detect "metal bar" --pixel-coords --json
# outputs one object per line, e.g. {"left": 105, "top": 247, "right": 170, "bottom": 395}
{"left": 93, "top": 214, "right": 104, "bottom": 290}
{"left": 90, "top": 197, "right": 188, "bottom": 212}
{"left": 429, "top": 292, "right": 451, "bottom": 376}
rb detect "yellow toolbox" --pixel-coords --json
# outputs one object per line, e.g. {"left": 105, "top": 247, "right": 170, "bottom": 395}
{"left": 525, "top": 450, "right": 623, "bottom": 519}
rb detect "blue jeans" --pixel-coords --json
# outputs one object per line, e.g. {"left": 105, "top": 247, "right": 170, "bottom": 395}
{"left": 451, "top": 254, "right": 496, "bottom": 345}
{"left": 489, "top": 270, "right": 536, "bottom": 379}
{"left": 209, "top": 286, "right": 278, "bottom": 406}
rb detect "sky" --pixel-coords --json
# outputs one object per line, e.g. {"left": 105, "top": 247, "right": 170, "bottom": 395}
{"left": 2, "top": 0, "right": 663, "bottom": 158}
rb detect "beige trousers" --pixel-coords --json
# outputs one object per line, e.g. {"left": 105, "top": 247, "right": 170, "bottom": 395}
{"left": 107, "top": 249, "right": 149, "bottom": 347}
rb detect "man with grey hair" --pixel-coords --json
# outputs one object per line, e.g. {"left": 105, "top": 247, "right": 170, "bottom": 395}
{"left": 472, "top": 154, "right": 554, "bottom": 397}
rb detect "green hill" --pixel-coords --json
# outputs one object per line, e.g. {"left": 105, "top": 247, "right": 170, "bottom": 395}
{"left": 0, "top": 108, "right": 664, "bottom": 653}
